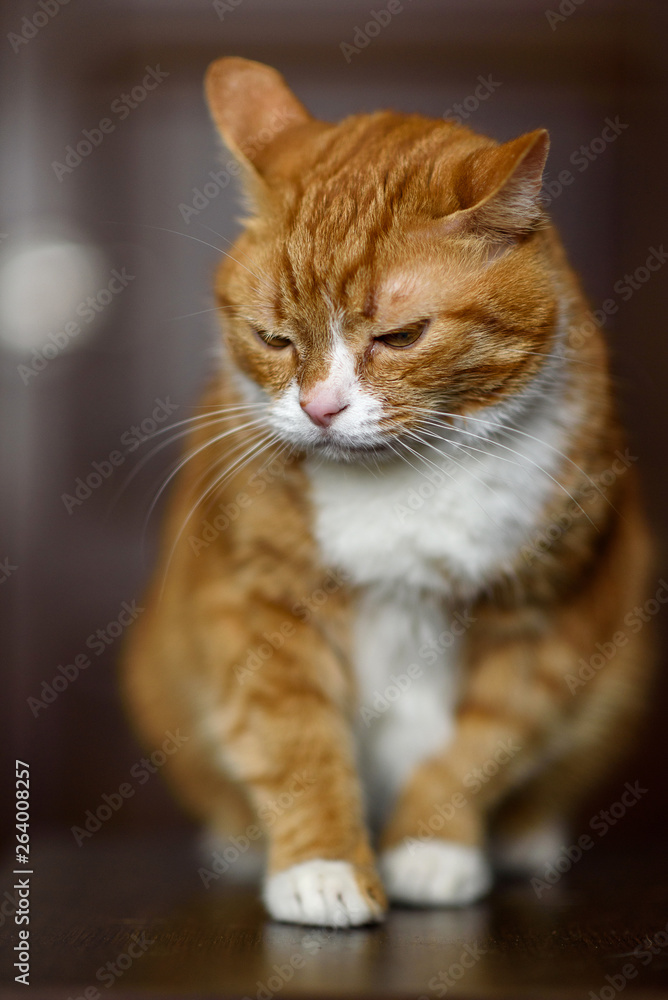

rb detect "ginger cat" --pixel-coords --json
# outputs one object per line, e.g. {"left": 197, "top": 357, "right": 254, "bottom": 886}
{"left": 122, "top": 57, "right": 653, "bottom": 926}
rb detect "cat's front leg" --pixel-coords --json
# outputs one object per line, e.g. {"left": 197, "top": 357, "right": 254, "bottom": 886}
{"left": 377, "top": 615, "right": 582, "bottom": 907}
{"left": 377, "top": 740, "right": 497, "bottom": 908}
{"left": 217, "top": 622, "right": 386, "bottom": 927}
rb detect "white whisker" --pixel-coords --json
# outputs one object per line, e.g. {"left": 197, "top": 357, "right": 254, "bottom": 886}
{"left": 108, "top": 405, "right": 267, "bottom": 511}
{"left": 143, "top": 417, "right": 269, "bottom": 530}
{"left": 158, "top": 432, "right": 286, "bottom": 597}
{"left": 146, "top": 426, "right": 272, "bottom": 554}
{"left": 398, "top": 434, "right": 502, "bottom": 528}
{"left": 405, "top": 425, "right": 535, "bottom": 519}
{"left": 137, "top": 223, "right": 275, "bottom": 292}
{"left": 408, "top": 406, "right": 596, "bottom": 527}
{"left": 199, "top": 222, "right": 278, "bottom": 293}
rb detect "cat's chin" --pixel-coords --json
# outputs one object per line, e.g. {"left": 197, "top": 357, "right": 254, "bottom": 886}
{"left": 305, "top": 439, "right": 397, "bottom": 464}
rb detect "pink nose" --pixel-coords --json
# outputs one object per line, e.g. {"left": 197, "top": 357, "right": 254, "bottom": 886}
{"left": 300, "top": 394, "right": 348, "bottom": 428}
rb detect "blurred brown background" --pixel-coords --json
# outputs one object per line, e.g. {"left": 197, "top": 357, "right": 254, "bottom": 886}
{"left": 2, "top": 0, "right": 667, "bottom": 850}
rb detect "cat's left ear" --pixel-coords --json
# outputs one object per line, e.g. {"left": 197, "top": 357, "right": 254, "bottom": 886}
{"left": 444, "top": 129, "right": 550, "bottom": 239}
{"left": 205, "top": 57, "right": 312, "bottom": 180}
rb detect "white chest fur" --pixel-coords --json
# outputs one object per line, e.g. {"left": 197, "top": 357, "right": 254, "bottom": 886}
{"left": 350, "top": 586, "right": 462, "bottom": 826}
{"left": 305, "top": 400, "right": 571, "bottom": 598}
{"left": 304, "top": 391, "right": 577, "bottom": 822}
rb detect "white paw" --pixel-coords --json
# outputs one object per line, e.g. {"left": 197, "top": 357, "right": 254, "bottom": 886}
{"left": 379, "top": 840, "right": 492, "bottom": 906}
{"left": 263, "top": 859, "right": 385, "bottom": 927}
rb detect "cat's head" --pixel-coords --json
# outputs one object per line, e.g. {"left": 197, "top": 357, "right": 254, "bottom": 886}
{"left": 205, "top": 57, "right": 559, "bottom": 461}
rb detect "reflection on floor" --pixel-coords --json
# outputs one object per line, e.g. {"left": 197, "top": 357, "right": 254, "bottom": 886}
{"left": 2, "top": 835, "right": 668, "bottom": 999}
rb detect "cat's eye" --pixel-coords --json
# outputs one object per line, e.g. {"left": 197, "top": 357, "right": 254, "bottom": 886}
{"left": 253, "top": 327, "right": 292, "bottom": 350}
{"left": 375, "top": 320, "right": 428, "bottom": 350}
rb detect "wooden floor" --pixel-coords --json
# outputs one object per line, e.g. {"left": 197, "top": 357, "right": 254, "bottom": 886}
{"left": 2, "top": 835, "right": 668, "bottom": 999}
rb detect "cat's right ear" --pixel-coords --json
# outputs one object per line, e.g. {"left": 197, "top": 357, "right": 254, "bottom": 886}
{"left": 442, "top": 129, "right": 550, "bottom": 240}
{"left": 205, "top": 58, "right": 312, "bottom": 183}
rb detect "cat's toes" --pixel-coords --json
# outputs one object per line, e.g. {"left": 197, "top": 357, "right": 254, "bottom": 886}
{"left": 379, "top": 839, "right": 492, "bottom": 906}
{"left": 263, "top": 859, "right": 387, "bottom": 927}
